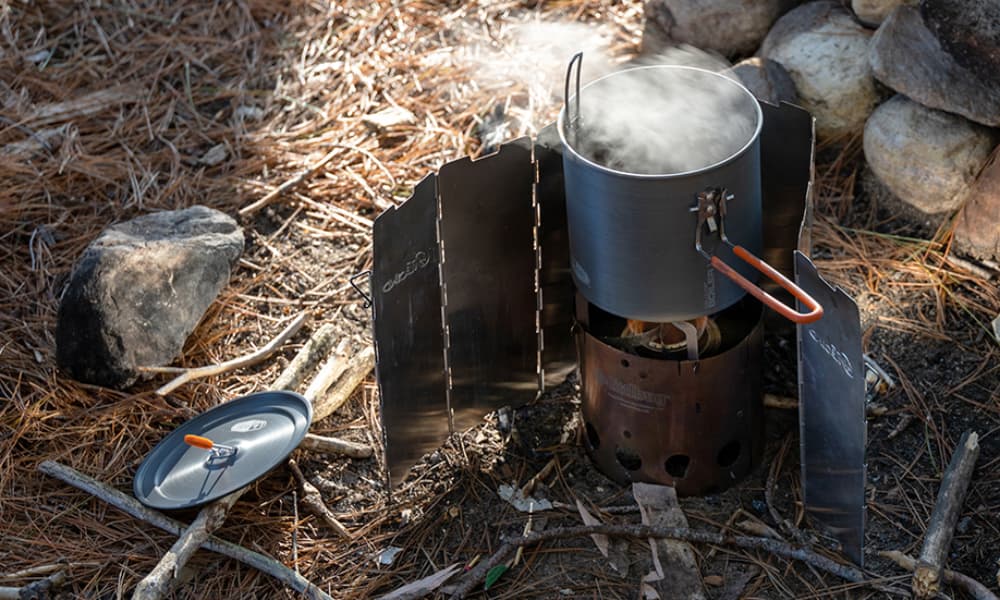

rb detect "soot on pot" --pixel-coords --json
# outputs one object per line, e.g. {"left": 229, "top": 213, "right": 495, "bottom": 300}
{"left": 571, "top": 67, "right": 759, "bottom": 176}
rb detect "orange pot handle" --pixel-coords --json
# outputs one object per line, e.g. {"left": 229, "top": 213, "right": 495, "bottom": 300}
{"left": 710, "top": 245, "right": 824, "bottom": 324}
{"left": 184, "top": 434, "right": 215, "bottom": 450}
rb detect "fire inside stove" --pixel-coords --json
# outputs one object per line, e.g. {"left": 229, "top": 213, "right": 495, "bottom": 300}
{"left": 369, "top": 57, "right": 867, "bottom": 563}
{"left": 578, "top": 296, "right": 763, "bottom": 496}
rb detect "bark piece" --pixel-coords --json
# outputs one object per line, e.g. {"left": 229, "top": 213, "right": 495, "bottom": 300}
{"left": 632, "top": 483, "right": 706, "bottom": 600}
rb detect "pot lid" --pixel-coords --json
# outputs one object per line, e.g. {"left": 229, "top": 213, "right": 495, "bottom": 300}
{"left": 134, "top": 390, "right": 312, "bottom": 510}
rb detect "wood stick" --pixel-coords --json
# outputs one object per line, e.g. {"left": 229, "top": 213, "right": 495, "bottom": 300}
{"left": 0, "top": 570, "right": 67, "bottom": 599}
{"left": 151, "top": 312, "right": 308, "bottom": 395}
{"left": 448, "top": 523, "right": 906, "bottom": 599}
{"left": 131, "top": 488, "right": 247, "bottom": 600}
{"left": 37, "top": 461, "right": 333, "bottom": 600}
{"left": 312, "top": 345, "right": 374, "bottom": 422}
{"left": 134, "top": 319, "right": 344, "bottom": 597}
{"left": 300, "top": 433, "right": 373, "bottom": 458}
{"left": 240, "top": 147, "right": 344, "bottom": 215}
{"left": 287, "top": 459, "right": 352, "bottom": 539}
{"left": 302, "top": 340, "right": 349, "bottom": 402}
{"left": 880, "top": 551, "right": 998, "bottom": 600}
{"left": 913, "top": 430, "right": 980, "bottom": 599}
{"left": 271, "top": 323, "right": 338, "bottom": 392}
{"left": 0, "top": 562, "right": 94, "bottom": 581}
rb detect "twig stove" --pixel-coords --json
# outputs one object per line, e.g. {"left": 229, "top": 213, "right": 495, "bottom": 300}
{"left": 367, "top": 55, "right": 868, "bottom": 563}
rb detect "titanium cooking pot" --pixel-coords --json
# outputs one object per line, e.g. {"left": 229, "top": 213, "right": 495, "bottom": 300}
{"left": 557, "top": 54, "right": 822, "bottom": 324}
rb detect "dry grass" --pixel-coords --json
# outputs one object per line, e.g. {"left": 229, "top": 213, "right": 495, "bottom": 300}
{"left": 2, "top": 1, "right": 998, "bottom": 599}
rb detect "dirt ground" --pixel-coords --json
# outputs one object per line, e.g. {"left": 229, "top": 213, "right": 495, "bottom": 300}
{"left": 1, "top": 1, "right": 998, "bottom": 599}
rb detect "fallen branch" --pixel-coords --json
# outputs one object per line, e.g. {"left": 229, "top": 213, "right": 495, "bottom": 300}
{"left": 287, "top": 459, "right": 352, "bottom": 539}
{"left": 880, "top": 550, "right": 997, "bottom": 600}
{"left": 0, "top": 570, "right": 66, "bottom": 599}
{"left": 271, "top": 323, "right": 339, "bottom": 392}
{"left": 131, "top": 488, "right": 247, "bottom": 600}
{"left": 37, "top": 461, "right": 332, "bottom": 600}
{"left": 448, "top": 523, "right": 904, "bottom": 599}
{"left": 302, "top": 340, "right": 349, "bottom": 402}
{"left": 312, "top": 345, "right": 375, "bottom": 422}
{"left": 147, "top": 312, "right": 308, "bottom": 395}
{"left": 300, "top": 433, "right": 373, "bottom": 458}
{"left": 240, "top": 147, "right": 345, "bottom": 215}
{"left": 913, "top": 431, "right": 980, "bottom": 599}
{"left": 134, "top": 318, "right": 346, "bottom": 597}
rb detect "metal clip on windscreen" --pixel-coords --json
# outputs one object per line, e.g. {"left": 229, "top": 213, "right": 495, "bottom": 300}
{"left": 564, "top": 52, "right": 583, "bottom": 148}
{"left": 693, "top": 188, "right": 824, "bottom": 325}
{"left": 350, "top": 270, "right": 373, "bottom": 308}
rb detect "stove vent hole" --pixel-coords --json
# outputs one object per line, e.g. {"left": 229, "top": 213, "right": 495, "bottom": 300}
{"left": 585, "top": 422, "right": 601, "bottom": 450}
{"left": 615, "top": 447, "right": 642, "bottom": 471}
{"left": 664, "top": 454, "right": 690, "bottom": 479}
{"left": 717, "top": 441, "right": 741, "bottom": 467}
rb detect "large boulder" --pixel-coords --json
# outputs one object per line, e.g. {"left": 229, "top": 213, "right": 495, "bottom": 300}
{"left": 56, "top": 206, "right": 244, "bottom": 388}
{"left": 954, "top": 155, "right": 1000, "bottom": 262}
{"left": 863, "top": 96, "right": 997, "bottom": 218}
{"left": 642, "top": 0, "right": 796, "bottom": 58}
{"left": 851, "top": 0, "right": 915, "bottom": 28}
{"left": 921, "top": 0, "right": 1000, "bottom": 86}
{"left": 869, "top": 6, "right": 1000, "bottom": 127}
{"left": 760, "top": 1, "right": 878, "bottom": 138}
{"left": 728, "top": 57, "right": 799, "bottom": 105}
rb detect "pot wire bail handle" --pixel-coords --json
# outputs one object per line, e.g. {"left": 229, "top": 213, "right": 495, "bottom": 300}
{"left": 564, "top": 52, "right": 584, "bottom": 147}
{"left": 694, "top": 189, "right": 824, "bottom": 325}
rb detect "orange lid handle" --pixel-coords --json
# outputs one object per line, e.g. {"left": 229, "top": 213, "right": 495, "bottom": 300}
{"left": 710, "top": 245, "right": 824, "bottom": 325}
{"left": 184, "top": 434, "right": 215, "bottom": 450}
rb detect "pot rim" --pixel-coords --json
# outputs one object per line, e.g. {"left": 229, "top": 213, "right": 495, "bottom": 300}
{"left": 556, "top": 64, "right": 763, "bottom": 180}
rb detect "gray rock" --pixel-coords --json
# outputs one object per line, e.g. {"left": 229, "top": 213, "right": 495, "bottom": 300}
{"left": 642, "top": 0, "right": 796, "bottom": 58}
{"left": 760, "top": 1, "right": 878, "bottom": 138}
{"left": 728, "top": 57, "right": 799, "bottom": 105}
{"left": 869, "top": 6, "right": 1000, "bottom": 127}
{"left": 851, "top": 0, "right": 915, "bottom": 28}
{"left": 56, "top": 206, "right": 244, "bottom": 388}
{"left": 863, "top": 96, "right": 997, "bottom": 217}
{"left": 954, "top": 155, "right": 1000, "bottom": 261}
{"left": 922, "top": 0, "right": 1000, "bottom": 86}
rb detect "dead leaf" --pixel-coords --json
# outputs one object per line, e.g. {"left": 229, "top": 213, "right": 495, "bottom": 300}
{"left": 375, "top": 563, "right": 462, "bottom": 600}
{"left": 575, "top": 499, "right": 609, "bottom": 557}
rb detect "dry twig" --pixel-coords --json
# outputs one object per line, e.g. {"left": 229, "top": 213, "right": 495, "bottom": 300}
{"left": 300, "top": 433, "right": 373, "bottom": 458}
{"left": 271, "top": 323, "right": 339, "bottom": 391}
{"left": 240, "top": 147, "right": 345, "bottom": 215}
{"left": 147, "top": 312, "right": 308, "bottom": 395}
{"left": 913, "top": 431, "right": 980, "bottom": 598}
{"left": 287, "top": 459, "right": 352, "bottom": 539}
{"left": 312, "top": 345, "right": 375, "bottom": 422}
{"left": 37, "top": 461, "right": 333, "bottom": 600}
{"left": 132, "top": 488, "right": 247, "bottom": 600}
{"left": 0, "top": 570, "right": 67, "bottom": 599}
{"left": 880, "top": 550, "right": 997, "bottom": 600}
{"left": 448, "top": 523, "right": 903, "bottom": 599}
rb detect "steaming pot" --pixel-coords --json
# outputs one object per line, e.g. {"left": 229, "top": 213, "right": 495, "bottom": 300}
{"left": 557, "top": 58, "right": 821, "bottom": 324}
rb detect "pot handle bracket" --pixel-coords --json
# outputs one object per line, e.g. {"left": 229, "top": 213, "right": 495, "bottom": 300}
{"left": 563, "top": 52, "right": 584, "bottom": 147}
{"left": 693, "top": 188, "right": 824, "bottom": 324}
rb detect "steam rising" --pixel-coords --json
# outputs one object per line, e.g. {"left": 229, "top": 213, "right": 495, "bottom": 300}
{"left": 465, "top": 21, "right": 758, "bottom": 174}
{"left": 568, "top": 66, "right": 758, "bottom": 175}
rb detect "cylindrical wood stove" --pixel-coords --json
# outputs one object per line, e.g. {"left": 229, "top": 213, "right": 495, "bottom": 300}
{"left": 558, "top": 56, "right": 820, "bottom": 493}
